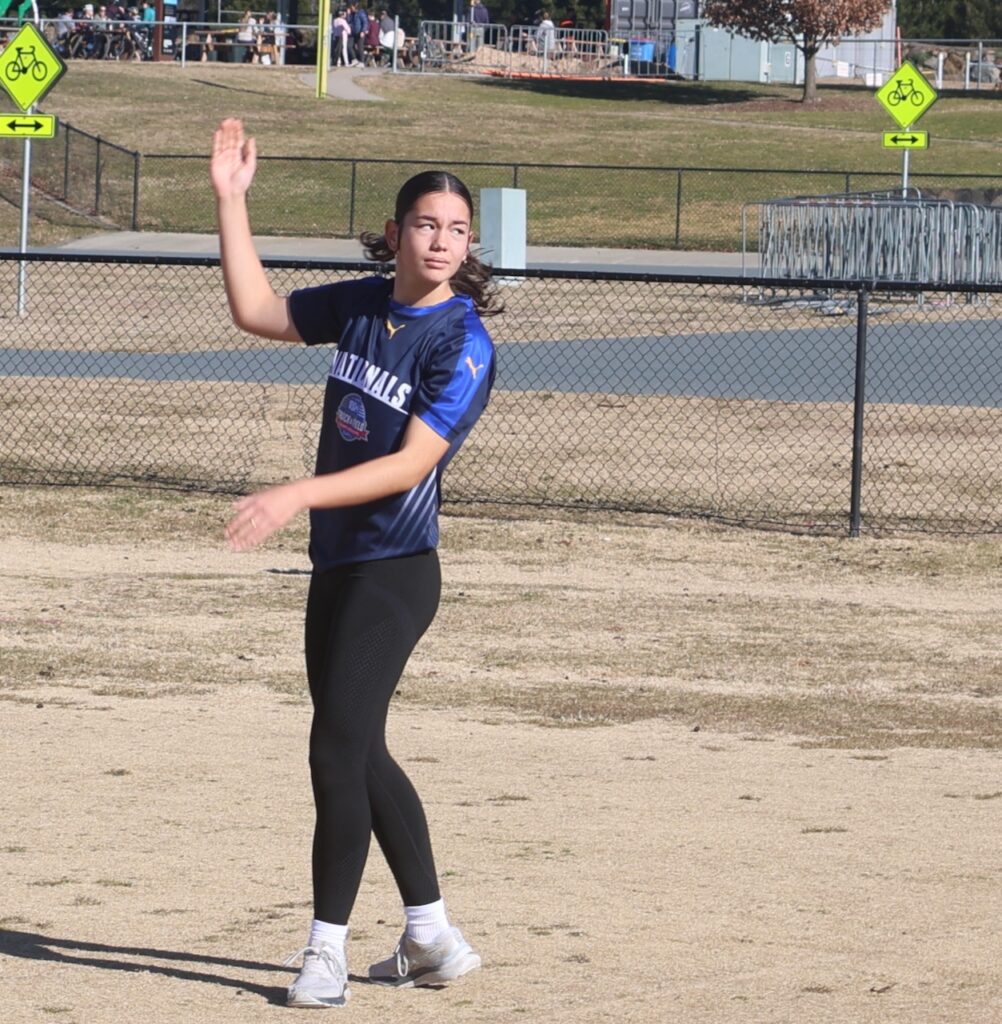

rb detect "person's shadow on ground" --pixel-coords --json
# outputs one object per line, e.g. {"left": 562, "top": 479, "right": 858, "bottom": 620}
{"left": 0, "top": 928, "right": 288, "bottom": 1005}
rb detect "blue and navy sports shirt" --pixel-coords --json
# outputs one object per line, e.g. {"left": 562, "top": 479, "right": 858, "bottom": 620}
{"left": 289, "top": 276, "right": 495, "bottom": 570}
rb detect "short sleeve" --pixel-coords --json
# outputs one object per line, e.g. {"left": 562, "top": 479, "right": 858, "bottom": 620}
{"left": 412, "top": 308, "right": 495, "bottom": 442}
{"left": 288, "top": 278, "right": 388, "bottom": 347}
{"left": 288, "top": 281, "right": 350, "bottom": 347}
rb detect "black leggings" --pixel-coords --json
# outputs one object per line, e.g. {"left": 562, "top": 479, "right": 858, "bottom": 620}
{"left": 305, "top": 549, "right": 442, "bottom": 925}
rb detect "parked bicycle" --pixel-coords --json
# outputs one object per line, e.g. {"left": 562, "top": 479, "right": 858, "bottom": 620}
{"left": 61, "top": 20, "right": 153, "bottom": 61}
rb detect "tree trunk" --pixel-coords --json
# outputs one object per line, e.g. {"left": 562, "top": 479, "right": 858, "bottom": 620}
{"left": 802, "top": 48, "right": 818, "bottom": 103}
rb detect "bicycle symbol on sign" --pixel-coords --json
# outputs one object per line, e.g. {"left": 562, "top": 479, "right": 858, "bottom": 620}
{"left": 4, "top": 46, "right": 48, "bottom": 83}
{"left": 886, "top": 77, "right": 925, "bottom": 107}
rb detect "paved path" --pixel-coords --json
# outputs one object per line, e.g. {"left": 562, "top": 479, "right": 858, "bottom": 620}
{"left": 42, "top": 232, "right": 757, "bottom": 276}
{"left": 298, "top": 66, "right": 387, "bottom": 102}
{"left": 5, "top": 319, "right": 999, "bottom": 407}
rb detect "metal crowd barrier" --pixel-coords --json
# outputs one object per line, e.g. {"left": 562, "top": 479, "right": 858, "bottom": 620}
{"left": 416, "top": 20, "right": 613, "bottom": 77}
{"left": 747, "top": 190, "right": 1002, "bottom": 285}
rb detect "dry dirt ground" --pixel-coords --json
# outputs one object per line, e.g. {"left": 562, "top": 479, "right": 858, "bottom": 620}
{"left": 2, "top": 486, "right": 1001, "bottom": 1024}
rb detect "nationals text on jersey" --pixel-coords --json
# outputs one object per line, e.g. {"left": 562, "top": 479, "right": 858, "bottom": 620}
{"left": 329, "top": 349, "right": 413, "bottom": 409}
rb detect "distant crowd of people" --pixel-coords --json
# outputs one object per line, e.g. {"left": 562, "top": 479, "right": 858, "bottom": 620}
{"left": 34, "top": 3, "right": 580, "bottom": 67}
{"left": 43, "top": 5, "right": 294, "bottom": 64}
{"left": 51, "top": 2, "right": 157, "bottom": 60}
{"left": 233, "top": 9, "right": 288, "bottom": 65}
{"left": 330, "top": 5, "right": 400, "bottom": 67}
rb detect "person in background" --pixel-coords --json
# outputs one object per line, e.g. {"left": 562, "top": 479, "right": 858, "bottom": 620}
{"left": 470, "top": 0, "right": 488, "bottom": 50}
{"left": 378, "top": 8, "right": 395, "bottom": 63}
{"left": 92, "top": 5, "right": 113, "bottom": 59}
{"left": 535, "top": 9, "right": 555, "bottom": 55}
{"left": 235, "top": 8, "right": 257, "bottom": 63}
{"left": 365, "top": 8, "right": 380, "bottom": 63}
{"left": 348, "top": 2, "right": 367, "bottom": 66}
{"left": 141, "top": 0, "right": 155, "bottom": 22}
{"left": 273, "top": 8, "right": 287, "bottom": 64}
{"left": 332, "top": 8, "right": 350, "bottom": 66}
{"left": 70, "top": 3, "right": 96, "bottom": 58}
{"left": 55, "top": 6, "right": 76, "bottom": 47}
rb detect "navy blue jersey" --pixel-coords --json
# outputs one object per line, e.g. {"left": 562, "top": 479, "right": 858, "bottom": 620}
{"left": 289, "top": 276, "right": 495, "bottom": 570}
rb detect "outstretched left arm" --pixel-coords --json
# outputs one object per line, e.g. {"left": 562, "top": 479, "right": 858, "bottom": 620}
{"left": 225, "top": 417, "right": 449, "bottom": 552}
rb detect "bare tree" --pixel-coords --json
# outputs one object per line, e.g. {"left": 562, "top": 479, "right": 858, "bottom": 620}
{"left": 702, "top": 0, "right": 892, "bottom": 102}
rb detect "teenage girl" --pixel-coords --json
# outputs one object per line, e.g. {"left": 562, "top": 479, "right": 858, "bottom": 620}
{"left": 211, "top": 118, "right": 498, "bottom": 1008}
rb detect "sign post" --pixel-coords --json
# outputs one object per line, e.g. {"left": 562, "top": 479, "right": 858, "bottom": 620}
{"left": 0, "top": 20, "right": 67, "bottom": 314}
{"left": 874, "top": 60, "right": 938, "bottom": 195}
{"left": 316, "top": 0, "right": 332, "bottom": 99}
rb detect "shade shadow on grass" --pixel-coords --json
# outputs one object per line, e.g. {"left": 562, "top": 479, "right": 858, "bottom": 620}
{"left": 190, "top": 77, "right": 280, "bottom": 99}
{"left": 470, "top": 77, "right": 770, "bottom": 107}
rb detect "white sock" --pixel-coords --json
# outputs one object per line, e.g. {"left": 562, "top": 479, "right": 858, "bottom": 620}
{"left": 404, "top": 898, "right": 450, "bottom": 944}
{"left": 308, "top": 918, "right": 349, "bottom": 952}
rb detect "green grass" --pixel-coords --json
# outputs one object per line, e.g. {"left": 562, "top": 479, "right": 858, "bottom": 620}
{"left": 36, "top": 64, "right": 1002, "bottom": 167}
{"left": 2, "top": 62, "right": 999, "bottom": 248}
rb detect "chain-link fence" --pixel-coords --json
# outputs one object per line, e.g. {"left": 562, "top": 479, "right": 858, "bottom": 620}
{"left": 2, "top": 252, "right": 1000, "bottom": 535}
{"left": 0, "top": 123, "right": 140, "bottom": 231}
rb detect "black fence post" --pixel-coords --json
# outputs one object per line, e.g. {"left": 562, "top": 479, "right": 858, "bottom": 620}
{"left": 674, "top": 169, "right": 682, "bottom": 247}
{"left": 512, "top": 164, "right": 519, "bottom": 188}
{"left": 348, "top": 161, "right": 357, "bottom": 237}
{"left": 131, "top": 151, "right": 140, "bottom": 231}
{"left": 845, "top": 172, "right": 851, "bottom": 194}
{"left": 849, "top": 287, "right": 870, "bottom": 538}
{"left": 95, "top": 135, "right": 102, "bottom": 217}
{"left": 63, "top": 125, "right": 70, "bottom": 201}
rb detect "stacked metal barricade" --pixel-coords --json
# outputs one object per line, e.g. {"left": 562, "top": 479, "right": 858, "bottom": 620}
{"left": 414, "top": 20, "right": 615, "bottom": 77}
{"left": 750, "top": 190, "right": 1002, "bottom": 285}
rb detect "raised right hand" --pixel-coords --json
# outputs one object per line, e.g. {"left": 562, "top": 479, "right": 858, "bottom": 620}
{"left": 210, "top": 117, "right": 257, "bottom": 201}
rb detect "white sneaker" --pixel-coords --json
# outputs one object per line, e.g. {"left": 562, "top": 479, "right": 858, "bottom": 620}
{"left": 285, "top": 943, "right": 350, "bottom": 1008}
{"left": 368, "top": 926, "right": 481, "bottom": 988}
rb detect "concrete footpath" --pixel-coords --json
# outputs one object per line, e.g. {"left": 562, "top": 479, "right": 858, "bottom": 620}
{"left": 42, "top": 232, "right": 757, "bottom": 277}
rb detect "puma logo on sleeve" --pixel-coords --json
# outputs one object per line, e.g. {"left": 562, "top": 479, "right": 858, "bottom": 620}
{"left": 385, "top": 319, "right": 406, "bottom": 340}
{"left": 465, "top": 356, "right": 485, "bottom": 379}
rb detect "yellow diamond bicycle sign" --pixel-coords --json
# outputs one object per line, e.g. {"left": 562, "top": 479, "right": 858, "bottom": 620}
{"left": 875, "top": 60, "right": 938, "bottom": 129}
{"left": 0, "top": 22, "right": 67, "bottom": 113}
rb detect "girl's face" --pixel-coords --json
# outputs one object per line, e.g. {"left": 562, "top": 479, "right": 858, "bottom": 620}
{"left": 386, "top": 191, "right": 472, "bottom": 305}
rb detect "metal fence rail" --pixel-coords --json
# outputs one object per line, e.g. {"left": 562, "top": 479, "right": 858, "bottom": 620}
{"left": 1, "top": 252, "right": 1000, "bottom": 536}
{"left": 415, "top": 20, "right": 507, "bottom": 73}
{"left": 509, "top": 23, "right": 612, "bottom": 76}
{"left": 415, "top": 21, "right": 615, "bottom": 77}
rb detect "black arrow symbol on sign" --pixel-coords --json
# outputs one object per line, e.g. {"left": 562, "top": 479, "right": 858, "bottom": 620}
{"left": 6, "top": 119, "right": 44, "bottom": 132}
{"left": 891, "top": 134, "right": 919, "bottom": 144}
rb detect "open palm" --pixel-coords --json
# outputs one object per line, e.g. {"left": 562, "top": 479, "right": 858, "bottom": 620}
{"left": 210, "top": 117, "right": 257, "bottom": 200}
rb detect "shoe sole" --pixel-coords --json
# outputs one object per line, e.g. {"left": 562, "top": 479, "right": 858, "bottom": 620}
{"left": 287, "top": 987, "right": 351, "bottom": 1008}
{"left": 370, "top": 951, "right": 481, "bottom": 989}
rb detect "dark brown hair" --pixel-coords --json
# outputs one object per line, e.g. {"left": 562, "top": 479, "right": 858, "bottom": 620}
{"left": 360, "top": 170, "right": 503, "bottom": 317}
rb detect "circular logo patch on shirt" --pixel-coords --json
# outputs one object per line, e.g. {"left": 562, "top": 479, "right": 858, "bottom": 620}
{"left": 335, "top": 393, "right": 370, "bottom": 442}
